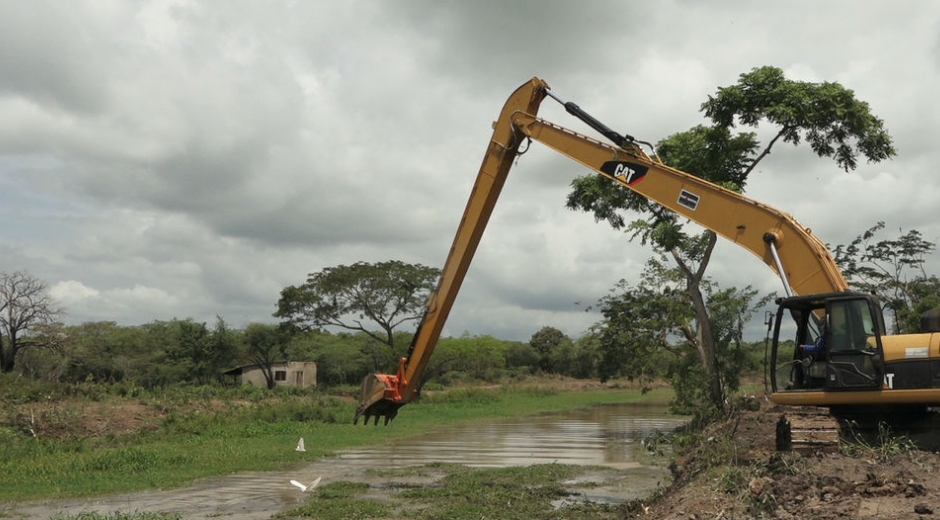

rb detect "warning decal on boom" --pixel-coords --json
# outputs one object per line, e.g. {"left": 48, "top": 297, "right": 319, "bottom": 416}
{"left": 678, "top": 189, "right": 700, "bottom": 210}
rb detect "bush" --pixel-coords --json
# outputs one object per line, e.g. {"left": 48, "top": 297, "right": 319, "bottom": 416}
{"left": 251, "top": 398, "right": 343, "bottom": 424}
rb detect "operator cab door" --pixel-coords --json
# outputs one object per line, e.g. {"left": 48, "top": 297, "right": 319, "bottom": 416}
{"left": 822, "top": 296, "right": 884, "bottom": 390}
{"left": 770, "top": 293, "right": 885, "bottom": 393}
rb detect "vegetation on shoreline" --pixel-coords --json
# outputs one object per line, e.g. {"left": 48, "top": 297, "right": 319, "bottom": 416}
{"left": 278, "top": 463, "right": 632, "bottom": 520}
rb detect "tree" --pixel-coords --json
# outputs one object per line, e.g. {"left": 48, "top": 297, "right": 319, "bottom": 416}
{"left": 834, "top": 222, "right": 939, "bottom": 334}
{"left": 568, "top": 66, "right": 895, "bottom": 414}
{"left": 163, "top": 317, "right": 238, "bottom": 384}
{"left": 593, "top": 266, "right": 683, "bottom": 385}
{"left": 135, "top": 320, "right": 194, "bottom": 387}
{"left": 207, "top": 316, "right": 239, "bottom": 382}
{"left": 526, "top": 327, "right": 595, "bottom": 378}
{"left": 504, "top": 341, "right": 540, "bottom": 374}
{"left": 565, "top": 335, "right": 601, "bottom": 379}
{"left": 274, "top": 260, "right": 440, "bottom": 350}
{"left": 59, "top": 321, "right": 127, "bottom": 383}
{"left": 594, "top": 259, "right": 768, "bottom": 417}
{"left": 423, "top": 333, "right": 507, "bottom": 387}
{"left": 0, "top": 271, "right": 62, "bottom": 373}
{"left": 549, "top": 336, "right": 598, "bottom": 379}
{"left": 702, "top": 66, "right": 895, "bottom": 172}
{"left": 244, "top": 323, "right": 289, "bottom": 389}
{"left": 528, "top": 326, "right": 569, "bottom": 372}
{"left": 166, "top": 319, "right": 211, "bottom": 383}
{"left": 300, "top": 332, "right": 385, "bottom": 387}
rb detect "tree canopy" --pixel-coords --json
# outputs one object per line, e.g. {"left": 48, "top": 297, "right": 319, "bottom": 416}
{"left": 593, "top": 258, "right": 768, "bottom": 416}
{"left": 244, "top": 322, "right": 289, "bottom": 389}
{"left": 834, "top": 222, "right": 939, "bottom": 334}
{"left": 274, "top": 260, "right": 440, "bottom": 350}
{"left": 528, "top": 326, "right": 573, "bottom": 373}
{"left": 702, "top": 65, "right": 895, "bottom": 172}
{"left": 567, "top": 65, "right": 896, "bottom": 416}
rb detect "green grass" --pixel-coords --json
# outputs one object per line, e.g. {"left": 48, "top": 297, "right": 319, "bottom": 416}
{"left": 0, "top": 384, "right": 673, "bottom": 502}
{"left": 276, "top": 463, "right": 627, "bottom": 520}
{"left": 841, "top": 421, "right": 924, "bottom": 464}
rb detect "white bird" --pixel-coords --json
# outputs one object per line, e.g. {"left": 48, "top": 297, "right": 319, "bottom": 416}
{"left": 295, "top": 438, "right": 306, "bottom": 452}
{"left": 290, "top": 476, "right": 322, "bottom": 492}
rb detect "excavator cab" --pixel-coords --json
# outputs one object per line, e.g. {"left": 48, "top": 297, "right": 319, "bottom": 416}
{"left": 771, "top": 292, "right": 885, "bottom": 393}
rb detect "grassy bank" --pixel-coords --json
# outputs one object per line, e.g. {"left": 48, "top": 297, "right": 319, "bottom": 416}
{"left": 0, "top": 381, "right": 672, "bottom": 502}
{"left": 278, "top": 463, "right": 638, "bottom": 520}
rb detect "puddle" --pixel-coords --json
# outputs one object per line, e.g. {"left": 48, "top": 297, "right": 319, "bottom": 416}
{"left": 8, "top": 402, "right": 686, "bottom": 519}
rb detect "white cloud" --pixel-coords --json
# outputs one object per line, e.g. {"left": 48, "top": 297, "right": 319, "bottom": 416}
{"left": 50, "top": 280, "right": 100, "bottom": 305}
{"left": 1, "top": 0, "right": 939, "bottom": 341}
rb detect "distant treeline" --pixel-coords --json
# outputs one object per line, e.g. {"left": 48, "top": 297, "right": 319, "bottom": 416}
{"left": 9, "top": 319, "right": 766, "bottom": 391}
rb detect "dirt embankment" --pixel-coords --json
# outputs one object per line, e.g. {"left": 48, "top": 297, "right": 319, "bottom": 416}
{"left": 638, "top": 403, "right": 940, "bottom": 520}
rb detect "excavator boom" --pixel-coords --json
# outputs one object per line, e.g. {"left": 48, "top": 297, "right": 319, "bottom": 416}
{"left": 355, "top": 77, "right": 848, "bottom": 425}
{"left": 354, "top": 78, "right": 551, "bottom": 424}
{"left": 509, "top": 112, "right": 848, "bottom": 296}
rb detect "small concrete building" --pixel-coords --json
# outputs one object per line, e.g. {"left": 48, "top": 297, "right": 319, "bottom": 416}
{"left": 224, "top": 361, "right": 317, "bottom": 389}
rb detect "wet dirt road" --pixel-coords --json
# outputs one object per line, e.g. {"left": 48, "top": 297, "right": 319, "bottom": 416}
{"left": 8, "top": 402, "right": 686, "bottom": 519}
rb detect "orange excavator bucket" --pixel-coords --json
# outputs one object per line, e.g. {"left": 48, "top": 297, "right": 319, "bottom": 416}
{"left": 353, "top": 358, "right": 407, "bottom": 425}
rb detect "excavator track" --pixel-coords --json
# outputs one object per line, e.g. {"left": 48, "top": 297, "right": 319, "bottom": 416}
{"left": 776, "top": 406, "right": 940, "bottom": 453}
{"left": 775, "top": 408, "right": 841, "bottom": 452}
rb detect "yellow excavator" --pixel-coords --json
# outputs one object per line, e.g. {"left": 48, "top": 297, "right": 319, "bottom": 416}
{"left": 354, "top": 77, "right": 940, "bottom": 426}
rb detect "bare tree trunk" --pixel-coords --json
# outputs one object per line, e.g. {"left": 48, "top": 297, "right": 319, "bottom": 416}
{"left": 688, "top": 283, "right": 725, "bottom": 412}
{"left": 0, "top": 345, "right": 15, "bottom": 373}
{"left": 672, "top": 231, "right": 725, "bottom": 414}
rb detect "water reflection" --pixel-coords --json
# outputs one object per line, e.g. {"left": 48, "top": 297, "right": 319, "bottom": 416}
{"left": 341, "top": 402, "right": 686, "bottom": 469}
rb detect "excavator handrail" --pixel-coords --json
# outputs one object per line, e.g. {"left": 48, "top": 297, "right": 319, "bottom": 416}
{"left": 354, "top": 77, "right": 848, "bottom": 425}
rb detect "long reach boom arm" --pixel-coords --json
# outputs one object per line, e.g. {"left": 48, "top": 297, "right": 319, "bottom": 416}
{"left": 354, "top": 77, "right": 848, "bottom": 425}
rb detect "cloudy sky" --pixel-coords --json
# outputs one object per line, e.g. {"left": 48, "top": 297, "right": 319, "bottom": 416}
{"left": 2, "top": 1, "right": 939, "bottom": 342}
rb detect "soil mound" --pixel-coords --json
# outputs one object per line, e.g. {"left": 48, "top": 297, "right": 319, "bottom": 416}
{"left": 639, "top": 404, "right": 940, "bottom": 520}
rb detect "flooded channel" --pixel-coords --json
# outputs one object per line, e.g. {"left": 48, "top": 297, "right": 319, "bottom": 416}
{"left": 9, "top": 402, "right": 687, "bottom": 520}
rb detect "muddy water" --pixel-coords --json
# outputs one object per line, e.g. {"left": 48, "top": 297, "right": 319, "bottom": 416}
{"left": 10, "top": 402, "right": 686, "bottom": 520}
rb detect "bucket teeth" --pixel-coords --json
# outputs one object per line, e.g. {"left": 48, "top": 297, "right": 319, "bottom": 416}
{"left": 353, "top": 373, "right": 404, "bottom": 425}
{"left": 353, "top": 399, "right": 403, "bottom": 426}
